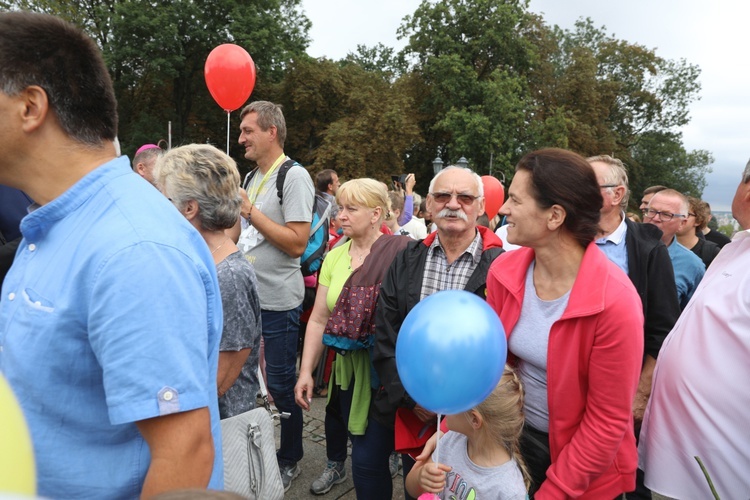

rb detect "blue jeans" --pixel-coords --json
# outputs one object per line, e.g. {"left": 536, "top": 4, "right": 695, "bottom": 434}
{"left": 337, "top": 383, "right": 394, "bottom": 500}
{"left": 261, "top": 306, "right": 303, "bottom": 466}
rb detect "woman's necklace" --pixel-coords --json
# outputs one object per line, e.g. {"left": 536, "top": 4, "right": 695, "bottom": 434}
{"left": 349, "top": 232, "right": 381, "bottom": 269}
{"left": 349, "top": 246, "right": 369, "bottom": 269}
{"left": 211, "top": 237, "right": 230, "bottom": 255}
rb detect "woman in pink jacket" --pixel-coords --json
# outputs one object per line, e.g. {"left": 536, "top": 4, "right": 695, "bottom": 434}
{"left": 486, "top": 148, "right": 643, "bottom": 499}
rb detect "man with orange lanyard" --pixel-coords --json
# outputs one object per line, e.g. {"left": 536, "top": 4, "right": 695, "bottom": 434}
{"left": 238, "top": 101, "right": 315, "bottom": 492}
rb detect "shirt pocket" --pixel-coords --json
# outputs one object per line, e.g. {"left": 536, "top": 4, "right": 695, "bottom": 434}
{"left": 22, "top": 288, "right": 55, "bottom": 313}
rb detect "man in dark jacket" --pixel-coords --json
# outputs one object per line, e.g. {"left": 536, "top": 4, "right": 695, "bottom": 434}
{"left": 0, "top": 186, "right": 33, "bottom": 286}
{"left": 373, "top": 166, "right": 504, "bottom": 497}
{"left": 588, "top": 155, "right": 681, "bottom": 500}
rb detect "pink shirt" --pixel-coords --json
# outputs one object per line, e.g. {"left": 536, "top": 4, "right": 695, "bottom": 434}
{"left": 640, "top": 230, "right": 750, "bottom": 498}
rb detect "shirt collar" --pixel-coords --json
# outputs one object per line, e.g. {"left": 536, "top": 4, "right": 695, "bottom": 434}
{"left": 19, "top": 156, "right": 130, "bottom": 243}
{"left": 429, "top": 230, "right": 483, "bottom": 264}
{"left": 596, "top": 214, "right": 627, "bottom": 245}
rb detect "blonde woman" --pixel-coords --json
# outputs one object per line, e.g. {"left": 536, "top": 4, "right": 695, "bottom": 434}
{"left": 295, "top": 178, "right": 409, "bottom": 498}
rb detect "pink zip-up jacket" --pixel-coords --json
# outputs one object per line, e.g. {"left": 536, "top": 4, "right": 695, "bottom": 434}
{"left": 487, "top": 243, "right": 643, "bottom": 499}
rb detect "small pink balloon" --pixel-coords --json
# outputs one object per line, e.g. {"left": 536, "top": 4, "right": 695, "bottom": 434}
{"left": 418, "top": 494, "right": 440, "bottom": 500}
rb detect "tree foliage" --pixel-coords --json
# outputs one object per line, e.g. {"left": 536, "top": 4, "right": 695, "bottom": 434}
{"left": 392, "top": 1, "right": 710, "bottom": 196}
{"left": 269, "top": 57, "right": 421, "bottom": 182}
{"left": 1, "top": 0, "right": 310, "bottom": 158}
{"left": 629, "top": 131, "right": 713, "bottom": 202}
{"left": 397, "top": 0, "right": 535, "bottom": 181}
{"left": 0, "top": 0, "right": 712, "bottom": 197}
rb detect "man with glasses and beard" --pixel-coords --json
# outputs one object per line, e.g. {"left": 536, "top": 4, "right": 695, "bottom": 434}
{"left": 372, "top": 166, "right": 505, "bottom": 499}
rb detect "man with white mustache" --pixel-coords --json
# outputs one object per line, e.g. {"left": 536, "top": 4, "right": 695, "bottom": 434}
{"left": 373, "top": 166, "right": 506, "bottom": 499}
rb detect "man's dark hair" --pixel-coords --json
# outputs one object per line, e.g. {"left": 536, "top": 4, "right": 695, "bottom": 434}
{"left": 0, "top": 11, "right": 117, "bottom": 145}
{"left": 516, "top": 148, "right": 602, "bottom": 248}
{"left": 315, "top": 169, "right": 337, "bottom": 193}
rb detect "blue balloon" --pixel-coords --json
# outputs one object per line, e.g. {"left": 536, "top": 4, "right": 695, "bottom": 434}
{"left": 396, "top": 290, "right": 507, "bottom": 415}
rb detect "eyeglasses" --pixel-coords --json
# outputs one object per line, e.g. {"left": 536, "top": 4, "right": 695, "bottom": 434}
{"left": 687, "top": 212, "right": 696, "bottom": 218}
{"left": 430, "top": 192, "right": 481, "bottom": 205}
{"left": 599, "top": 184, "right": 619, "bottom": 189}
{"left": 642, "top": 208, "right": 686, "bottom": 221}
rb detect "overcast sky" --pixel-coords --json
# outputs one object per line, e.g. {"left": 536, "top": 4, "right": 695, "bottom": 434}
{"left": 301, "top": 0, "right": 750, "bottom": 211}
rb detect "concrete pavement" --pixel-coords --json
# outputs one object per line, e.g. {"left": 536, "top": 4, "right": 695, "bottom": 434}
{"left": 273, "top": 393, "right": 407, "bottom": 499}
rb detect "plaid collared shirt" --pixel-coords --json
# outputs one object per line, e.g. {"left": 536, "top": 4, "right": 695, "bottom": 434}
{"left": 420, "top": 231, "right": 484, "bottom": 300}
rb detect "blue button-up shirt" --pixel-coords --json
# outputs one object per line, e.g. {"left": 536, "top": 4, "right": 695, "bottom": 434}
{"left": 596, "top": 215, "right": 629, "bottom": 275}
{"left": 0, "top": 157, "right": 224, "bottom": 498}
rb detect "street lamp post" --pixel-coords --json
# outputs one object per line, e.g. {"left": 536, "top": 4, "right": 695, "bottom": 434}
{"left": 432, "top": 156, "right": 444, "bottom": 176}
{"left": 457, "top": 156, "right": 469, "bottom": 169}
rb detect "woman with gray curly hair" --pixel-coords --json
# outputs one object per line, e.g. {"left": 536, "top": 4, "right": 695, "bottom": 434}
{"left": 155, "top": 144, "right": 262, "bottom": 419}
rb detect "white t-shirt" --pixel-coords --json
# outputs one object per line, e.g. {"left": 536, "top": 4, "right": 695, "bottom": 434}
{"left": 495, "top": 224, "right": 521, "bottom": 251}
{"left": 401, "top": 216, "right": 428, "bottom": 240}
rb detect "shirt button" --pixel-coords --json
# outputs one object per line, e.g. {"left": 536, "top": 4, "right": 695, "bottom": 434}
{"left": 28, "top": 244, "right": 36, "bottom": 252}
{"left": 8, "top": 293, "right": 15, "bottom": 301}
{"left": 163, "top": 391, "right": 174, "bottom": 401}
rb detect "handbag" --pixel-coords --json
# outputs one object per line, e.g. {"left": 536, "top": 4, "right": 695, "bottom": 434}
{"left": 221, "top": 407, "right": 284, "bottom": 500}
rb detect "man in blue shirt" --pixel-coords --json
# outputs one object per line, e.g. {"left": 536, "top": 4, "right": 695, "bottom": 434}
{"left": 643, "top": 189, "right": 705, "bottom": 309}
{"left": 0, "top": 12, "right": 223, "bottom": 498}
{"left": 589, "top": 156, "right": 680, "bottom": 421}
{"left": 589, "top": 156, "right": 681, "bottom": 500}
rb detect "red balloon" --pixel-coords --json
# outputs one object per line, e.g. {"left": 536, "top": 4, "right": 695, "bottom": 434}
{"left": 481, "top": 175, "right": 505, "bottom": 217}
{"left": 204, "top": 44, "right": 256, "bottom": 112}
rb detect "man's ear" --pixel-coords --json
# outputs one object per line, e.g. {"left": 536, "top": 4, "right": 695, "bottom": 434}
{"left": 426, "top": 195, "right": 435, "bottom": 217}
{"left": 613, "top": 186, "right": 627, "bottom": 207}
{"left": 741, "top": 181, "right": 750, "bottom": 203}
{"left": 19, "top": 86, "right": 49, "bottom": 133}
{"left": 267, "top": 125, "right": 278, "bottom": 143}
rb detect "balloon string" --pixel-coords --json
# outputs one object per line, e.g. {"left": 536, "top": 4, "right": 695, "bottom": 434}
{"left": 436, "top": 413, "right": 441, "bottom": 471}
{"left": 226, "top": 112, "right": 230, "bottom": 155}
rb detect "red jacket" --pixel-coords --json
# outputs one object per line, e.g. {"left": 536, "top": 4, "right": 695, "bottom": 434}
{"left": 486, "top": 243, "right": 643, "bottom": 499}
